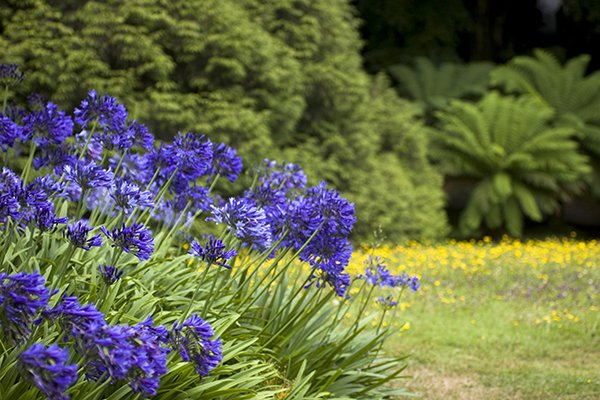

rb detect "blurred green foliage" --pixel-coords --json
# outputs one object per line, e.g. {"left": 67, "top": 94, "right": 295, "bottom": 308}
{"left": 0, "top": 0, "right": 449, "bottom": 243}
{"left": 431, "top": 92, "right": 590, "bottom": 236}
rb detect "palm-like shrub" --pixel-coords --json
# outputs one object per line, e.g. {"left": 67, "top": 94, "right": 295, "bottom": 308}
{"left": 431, "top": 92, "right": 590, "bottom": 236}
{"left": 492, "top": 49, "right": 600, "bottom": 157}
{"left": 389, "top": 57, "right": 494, "bottom": 110}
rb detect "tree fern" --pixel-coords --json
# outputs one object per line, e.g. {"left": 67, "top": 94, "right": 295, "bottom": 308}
{"left": 388, "top": 57, "right": 494, "bottom": 109}
{"left": 492, "top": 49, "right": 600, "bottom": 159}
{"left": 432, "top": 92, "right": 590, "bottom": 236}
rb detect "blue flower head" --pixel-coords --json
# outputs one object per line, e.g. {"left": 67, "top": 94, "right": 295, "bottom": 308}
{"left": 0, "top": 271, "right": 50, "bottom": 345}
{"left": 208, "top": 197, "right": 272, "bottom": 250}
{"left": 101, "top": 223, "right": 154, "bottom": 261}
{"left": 63, "top": 160, "right": 113, "bottom": 193}
{"left": 74, "top": 90, "right": 131, "bottom": 150}
{"left": 0, "top": 63, "right": 24, "bottom": 86}
{"left": 189, "top": 235, "right": 237, "bottom": 268}
{"left": 172, "top": 132, "right": 213, "bottom": 180}
{"left": 169, "top": 315, "right": 222, "bottom": 377}
{"left": 23, "top": 102, "right": 73, "bottom": 147}
{"left": 0, "top": 113, "right": 23, "bottom": 152}
{"left": 211, "top": 142, "right": 242, "bottom": 182}
{"left": 65, "top": 220, "right": 102, "bottom": 250}
{"left": 110, "top": 179, "right": 154, "bottom": 212}
{"left": 18, "top": 343, "right": 78, "bottom": 400}
{"left": 99, "top": 265, "right": 123, "bottom": 286}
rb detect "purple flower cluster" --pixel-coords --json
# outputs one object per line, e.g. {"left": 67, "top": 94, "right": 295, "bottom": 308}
{"left": 18, "top": 343, "right": 78, "bottom": 400}
{"left": 0, "top": 113, "right": 23, "bottom": 151}
{"left": 47, "top": 297, "right": 169, "bottom": 396}
{"left": 189, "top": 235, "right": 237, "bottom": 268}
{"left": 168, "top": 314, "right": 223, "bottom": 377}
{"left": 0, "top": 63, "right": 24, "bottom": 85}
{"left": 361, "top": 256, "right": 420, "bottom": 292}
{"left": 0, "top": 271, "right": 50, "bottom": 345}
{"left": 99, "top": 265, "right": 123, "bottom": 286}
{"left": 74, "top": 90, "right": 144, "bottom": 151}
{"left": 208, "top": 197, "right": 272, "bottom": 250}
{"left": 280, "top": 183, "right": 356, "bottom": 297}
{"left": 63, "top": 160, "right": 113, "bottom": 194}
{"left": 64, "top": 220, "right": 102, "bottom": 250}
{"left": 110, "top": 179, "right": 154, "bottom": 212}
{"left": 101, "top": 223, "right": 154, "bottom": 261}
{"left": 23, "top": 102, "right": 73, "bottom": 147}
{"left": 0, "top": 168, "right": 67, "bottom": 231}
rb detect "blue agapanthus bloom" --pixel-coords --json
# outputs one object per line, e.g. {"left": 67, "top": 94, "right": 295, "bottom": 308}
{"left": 31, "top": 201, "right": 68, "bottom": 232}
{"left": 189, "top": 235, "right": 237, "bottom": 268}
{"left": 0, "top": 63, "right": 24, "bottom": 86}
{"left": 208, "top": 197, "right": 272, "bottom": 250}
{"left": 110, "top": 179, "right": 154, "bottom": 212}
{"left": 18, "top": 343, "right": 78, "bottom": 400}
{"left": 0, "top": 271, "right": 50, "bottom": 345}
{"left": 0, "top": 113, "right": 23, "bottom": 152}
{"left": 172, "top": 132, "right": 213, "bottom": 180}
{"left": 362, "top": 256, "right": 397, "bottom": 288}
{"left": 101, "top": 223, "right": 154, "bottom": 261}
{"left": 64, "top": 220, "right": 102, "bottom": 250}
{"left": 376, "top": 295, "right": 398, "bottom": 309}
{"left": 45, "top": 296, "right": 106, "bottom": 339}
{"left": 0, "top": 167, "right": 23, "bottom": 223}
{"left": 23, "top": 102, "right": 73, "bottom": 147}
{"left": 99, "top": 265, "right": 124, "bottom": 286}
{"left": 168, "top": 314, "right": 222, "bottom": 377}
{"left": 80, "top": 319, "right": 169, "bottom": 397}
{"left": 210, "top": 142, "right": 242, "bottom": 182}
{"left": 276, "top": 182, "right": 355, "bottom": 297}
{"left": 63, "top": 160, "right": 113, "bottom": 193}
{"left": 74, "top": 90, "right": 132, "bottom": 150}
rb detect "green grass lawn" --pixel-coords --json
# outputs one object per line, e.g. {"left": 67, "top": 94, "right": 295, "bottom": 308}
{"left": 351, "top": 238, "right": 600, "bottom": 399}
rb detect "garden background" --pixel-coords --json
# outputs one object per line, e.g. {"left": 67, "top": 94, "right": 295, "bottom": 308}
{"left": 1, "top": 0, "right": 599, "bottom": 399}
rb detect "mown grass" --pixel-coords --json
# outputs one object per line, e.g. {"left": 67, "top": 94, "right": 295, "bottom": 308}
{"left": 348, "top": 236, "right": 600, "bottom": 399}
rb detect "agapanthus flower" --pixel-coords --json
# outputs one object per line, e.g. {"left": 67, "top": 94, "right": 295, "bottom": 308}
{"left": 141, "top": 144, "right": 177, "bottom": 187}
{"left": 0, "top": 113, "right": 23, "bottom": 151}
{"left": 110, "top": 179, "right": 154, "bottom": 212}
{"left": 23, "top": 102, "right": 73, "bottom": 147}
{"left": 278, "top": 183, "right": 355, "bottom": 296}
{"left": 128, "top": 120, "right": 154, "bottom": 150}
{"left": 99, "top": 265, "right": 123, "bottom": 286}
{"left": 44, "top": 296, "right": 105, "bottom": 340}
{"left": 74, "top": 90, "right": 132, "bottom": 150}
{"left": 31, "top": 201, "right": 68, "bottom": 232}
{"left": 18, "top": 343, "right": 78, "bottom": 400}
{"left": 101, "top": 223, "right": 154, "bottom": 261}
{"left": 0, "top": 167, "right": 23, "bottom": 223}
{"left": 64, "top": 220, "right": 102, "bottom": 250}
{"left": 377, "top": 295, "right": 398, "bottom": 309}
{"left": 80, "top": 320, "right": 169, "bottom": 396}
{"left": 189, "top": 236, "right": 237, "bottom": 268}
{"left": 172, "top": 132, "right": 213, "bottom": 180}
{"left": 63, "top": 160, "right": 113, "bottom": 193}
{"left": 208, "top": 197, "right": 272, "bottom": 250}
{"left": 361, "top": 256, "right": 397, "bottom": 288}
{"left": 27, "top": 176, "right": 65, "bottom": 199}
{"left": 0, "top": 63, "right": 24, "bottom": 86}
{"left": 168, "top": 314, "right": 222, "bottom": 377}
{"left": 32, "top": 144, "right": 77, "bottom": 174}
{"left": 0, "top": 271, "right": 50, "bottom": 344}
{"left": 210, "top": 142, "right": 242, "bottom": 182}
